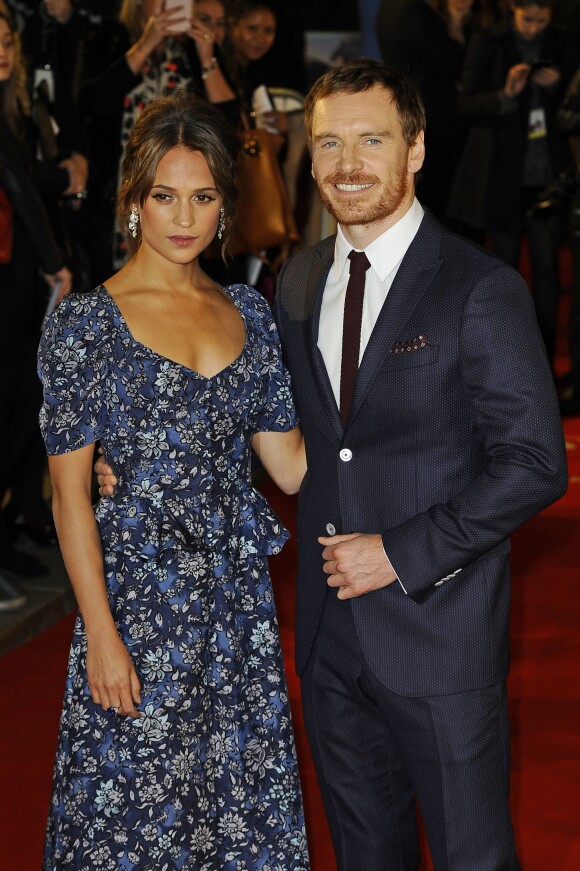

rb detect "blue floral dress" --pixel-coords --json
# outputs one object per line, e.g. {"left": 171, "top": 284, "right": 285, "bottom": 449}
{"left": 38, "top": 285, "right": 309, "bottom": 871}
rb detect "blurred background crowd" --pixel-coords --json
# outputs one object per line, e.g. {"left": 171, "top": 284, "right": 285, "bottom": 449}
{"left": 1, "top": 0, "right": 580, "bottom": 612}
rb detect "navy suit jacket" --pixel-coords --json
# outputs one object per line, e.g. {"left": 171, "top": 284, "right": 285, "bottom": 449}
{"left": 275, "top": 210, "right": 568, "bottom": 696}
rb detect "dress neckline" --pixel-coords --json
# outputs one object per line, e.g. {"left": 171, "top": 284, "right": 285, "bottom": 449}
{"left": 98, "top": 283, "right": 248, "bottom": 381}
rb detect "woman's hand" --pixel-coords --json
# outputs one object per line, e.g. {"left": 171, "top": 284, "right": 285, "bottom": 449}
{"left": 504, "top": 63, "right": 531, "bottom": 98}
{"left": 44, "top": 266, "right": 73, "bottom": 300}
{"left": 60, "top": 152, "right": 89, "bottom": 197}
{"left": 260, "top": 109, "right": 289, "bottom": 136}
{"left": 127, "top": 1, "right": 189, "bottom": 71}
{"left": 87, "top": 629, "right": 142, "bottom": 718}
{"left": 188, "top": 16, "right": 217, "bottom": 66}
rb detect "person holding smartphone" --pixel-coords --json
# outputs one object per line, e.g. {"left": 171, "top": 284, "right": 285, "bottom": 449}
{"left": 76, "top": 0, "right": 239, "bottom": 285}
{"left": 447, "top": 0, "right": 577, "bottom": 369}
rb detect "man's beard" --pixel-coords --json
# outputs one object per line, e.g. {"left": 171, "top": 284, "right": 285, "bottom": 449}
{"left": 316, "top": 168, "right": 410, "bottom": 227}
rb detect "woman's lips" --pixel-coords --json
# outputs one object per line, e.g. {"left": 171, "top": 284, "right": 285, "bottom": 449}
{"left": 168, "top": 235, "right": 196, "bottom": 246}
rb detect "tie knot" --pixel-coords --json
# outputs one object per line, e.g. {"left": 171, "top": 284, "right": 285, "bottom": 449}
{"left": 348, "top": 250, "right": 370, "bottom": 277}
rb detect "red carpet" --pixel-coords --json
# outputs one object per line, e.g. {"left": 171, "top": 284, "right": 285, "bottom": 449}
{"left": 1, "top": 284, "right": 579, "bottom": 870}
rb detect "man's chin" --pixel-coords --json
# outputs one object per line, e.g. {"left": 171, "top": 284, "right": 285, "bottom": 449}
{"left": 325, "top": 202, "right": 383, "bottom": 227}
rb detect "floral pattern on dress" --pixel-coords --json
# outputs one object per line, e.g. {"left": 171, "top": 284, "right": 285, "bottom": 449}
{"left": 38, "top": 285, "right": 309, "bottom": 870}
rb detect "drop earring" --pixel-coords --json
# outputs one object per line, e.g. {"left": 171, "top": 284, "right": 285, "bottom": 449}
{"left": 128, "top": 205, "right": 139, "bottom": 238}
{"left": 217, "top": 206, "right": 225, "bottom": 240}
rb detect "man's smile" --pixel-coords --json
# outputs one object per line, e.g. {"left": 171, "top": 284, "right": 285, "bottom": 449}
{"left": 334, "top": 183, "right": 374, "bottom": 192}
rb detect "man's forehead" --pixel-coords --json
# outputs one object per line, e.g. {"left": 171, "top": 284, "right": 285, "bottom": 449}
{"left": 314, "top": 85, "right": 394, "bottom": 111}
{"left": 312, "top": 86, "right": 398, "bottom": 129}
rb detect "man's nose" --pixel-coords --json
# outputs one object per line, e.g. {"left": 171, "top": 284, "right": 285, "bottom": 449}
{"left": 338, "top": 145, "right": 363, "bottom": 173}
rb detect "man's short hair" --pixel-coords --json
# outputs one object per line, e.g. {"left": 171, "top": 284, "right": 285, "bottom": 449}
{"left": 304, "top": 58, "right": 426, "bottom": 150}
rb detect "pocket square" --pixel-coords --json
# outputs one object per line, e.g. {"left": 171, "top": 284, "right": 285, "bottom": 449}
{"left": 390, "top": 335, "right": 431, "bottom": 354}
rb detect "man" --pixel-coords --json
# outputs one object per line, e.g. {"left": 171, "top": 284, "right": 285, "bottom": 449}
{"left": 97, "top": 59, "right": 568, "bottom": 869}
{"left": 273, "top": 59, "right": 567, "bottom": 869}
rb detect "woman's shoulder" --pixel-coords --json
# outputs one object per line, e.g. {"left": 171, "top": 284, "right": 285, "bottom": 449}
{"left": 225, "top": 283, "right": 273, "bottom": 321}
{"left": 41, "top": 286, "right": 116, "bottom": 350}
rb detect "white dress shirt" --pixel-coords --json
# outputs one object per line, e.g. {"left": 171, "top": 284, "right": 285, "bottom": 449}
{"left": 317, "top": 198, "right": 424, "bottom": 595}
{"left": 318, "top": 198, "right": 424, "bottom": 405}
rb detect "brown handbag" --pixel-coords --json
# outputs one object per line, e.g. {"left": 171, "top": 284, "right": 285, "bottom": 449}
{"left": 0, "top": 181, "right": 13, "bottom": 265}
{"left": 230, "top": 122, "right": 299, "bottom": 259}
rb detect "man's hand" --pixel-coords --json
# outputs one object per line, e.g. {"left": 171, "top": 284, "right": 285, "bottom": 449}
{"left": 319, "top": 533, "right": 397, "bottom": 600}
{"left": 95, "top": 450, "right": 118, "bottom": 497}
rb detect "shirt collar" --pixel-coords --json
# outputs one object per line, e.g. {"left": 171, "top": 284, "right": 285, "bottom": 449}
{"left": 334, "top": 198, "right": 425, "bottom": 281}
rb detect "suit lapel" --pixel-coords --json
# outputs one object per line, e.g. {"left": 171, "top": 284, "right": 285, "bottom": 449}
{"left": 348, "top": 212, "right": 443, "bottom": 424}
{"left": 304, "top": 240, "right": 344, "bottom": 439}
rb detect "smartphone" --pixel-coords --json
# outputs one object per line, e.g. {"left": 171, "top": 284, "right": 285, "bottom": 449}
{"left": 165, "top": 0, "right": 194, "bottom": 33}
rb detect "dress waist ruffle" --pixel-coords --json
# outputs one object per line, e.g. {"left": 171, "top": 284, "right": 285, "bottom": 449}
{"left": 94, "top": 481, "right": 290, "bottom": 562}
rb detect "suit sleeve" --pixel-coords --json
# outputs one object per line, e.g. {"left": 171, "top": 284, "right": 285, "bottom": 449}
{"left": 382, "top": 263, "right": 568, "bottom": 602}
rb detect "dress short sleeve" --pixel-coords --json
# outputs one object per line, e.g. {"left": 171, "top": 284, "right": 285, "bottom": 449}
{"left": 244, "top": 287, "right": 299, "bottom": 433}
{"left": 38, "top": 292, "right": 110, "bottom": 454}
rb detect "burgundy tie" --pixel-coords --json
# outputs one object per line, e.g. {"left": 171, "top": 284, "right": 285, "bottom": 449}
{"left": 340, "top": 250, "right": 370, "bottom": 424}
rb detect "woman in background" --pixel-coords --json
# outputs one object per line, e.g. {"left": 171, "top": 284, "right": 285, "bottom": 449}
{"left": 0, "top": 7, "right": 71, "bottom": 609}
{"left": 38, "top": 91, "right": 309, "bottom": 869}
{"left": 195, "top": 0, "right": 229, "bottom": 47}
{"left": 223, "top": 0, "right": 287, "bottom": 140}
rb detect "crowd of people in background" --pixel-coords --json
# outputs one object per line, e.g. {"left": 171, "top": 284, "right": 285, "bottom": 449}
{"left": 0, "top": 0, "right": 579, "bottom": 610}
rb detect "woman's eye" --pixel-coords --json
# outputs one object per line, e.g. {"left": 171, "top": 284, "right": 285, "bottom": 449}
{"left": 195, "top": 194, "right": 216, "bottom": 203}
{"left": 152, "top": 193, "right": 172, "bottom": 202}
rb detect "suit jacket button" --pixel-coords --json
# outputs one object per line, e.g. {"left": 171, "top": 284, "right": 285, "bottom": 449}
{"left": 340, "top": 448, "right": 352, "bottom": 462}
{"left": 326, "top": 523, "right": 336, "bottom": 536}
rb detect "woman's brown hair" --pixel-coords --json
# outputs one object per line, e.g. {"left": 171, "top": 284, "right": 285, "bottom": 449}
{"left": 0, "top": 10, "right": 30, "bottom": 136}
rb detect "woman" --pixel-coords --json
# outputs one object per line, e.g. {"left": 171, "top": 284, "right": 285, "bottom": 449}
{"left": 195, "top": 0, "right": 228, "bottom": 47}
{"left": 38, "top": 91, "right": 309, "bottom": 869}
{"left": 223, "top": 0, "right": 287, "bottom": 140}
{"left": 0, "top": 8, "right": 71, "bottom": 609}
{"left": 76, "top": 0, "right": 238, "bottom": 282}
{"left": 447, "top": 0, "right": 576, "bottom": 365}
